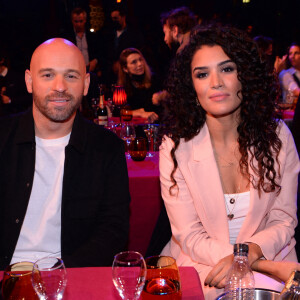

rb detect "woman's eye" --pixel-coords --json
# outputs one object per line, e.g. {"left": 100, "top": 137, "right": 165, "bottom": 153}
{"left": 222, "top": 66, "right": 235, "bottom": 72}
{"left": 195, "top": 72, "right": 207, "bottom": 79}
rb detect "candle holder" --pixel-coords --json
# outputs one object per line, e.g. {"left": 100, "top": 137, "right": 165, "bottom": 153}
{"left": 112, "top": 85, "right": 127, "bottom": 124}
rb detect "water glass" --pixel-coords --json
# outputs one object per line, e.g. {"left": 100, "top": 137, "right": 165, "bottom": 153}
{"left": 143, "top": 124, "right": 159, "bottom": 157}
{"left": 32, "top": 257, "right": 67, "bottom": 300}
{"left": 2, "top": 261, "right": 39, "bottom": 300}
{"left": 141, "top": 256, "right": 181, "bottom": 300}
{"left": 112, "top": 251, "right": 147, "bottom": 300}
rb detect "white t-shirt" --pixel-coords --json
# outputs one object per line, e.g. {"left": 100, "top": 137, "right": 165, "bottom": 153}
{"left": 11, "top": 133, "right": 70, "bottom": 264}
{"left": 224, "top": 191, "right": 250, "bottom": 245}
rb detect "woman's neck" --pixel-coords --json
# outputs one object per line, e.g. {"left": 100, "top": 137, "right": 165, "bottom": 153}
{"left": 206, "top": 113, "right": 239, "bottom": 146}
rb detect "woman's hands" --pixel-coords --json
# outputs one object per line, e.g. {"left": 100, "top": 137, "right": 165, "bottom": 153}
{"left": 252, "top": 260, "right": 300, "bottom": 283}
{"left": 204, "top": 254, "right": 234, "bottom": 288}
{"left": 205, "top": 243, "right": 263, "bottom": 289}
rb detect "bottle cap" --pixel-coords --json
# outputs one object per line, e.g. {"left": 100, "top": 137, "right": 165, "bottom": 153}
{"left": 234, "top": 243, "right": 249, "bottom": 254}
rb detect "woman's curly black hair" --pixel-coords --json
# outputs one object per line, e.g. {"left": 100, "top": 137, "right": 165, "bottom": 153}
{"left": 160, "top": 24, "right": 282, "bottom": 195}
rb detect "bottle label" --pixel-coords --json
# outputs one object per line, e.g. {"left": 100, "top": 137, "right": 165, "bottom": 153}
{"left": 98, "top": 116, "right": 108, "bottom": 126}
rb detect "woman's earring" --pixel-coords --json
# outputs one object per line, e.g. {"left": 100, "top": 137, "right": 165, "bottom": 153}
{"left": 196, "top": 97, "right": 200, "bottom": 106}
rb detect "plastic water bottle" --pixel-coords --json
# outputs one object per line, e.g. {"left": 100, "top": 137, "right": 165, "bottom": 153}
{"left": 224, "top": 243, "right": 255, "bottom": 300}
{"left": 280, "top": 270, "right": 300, "bottom": 299}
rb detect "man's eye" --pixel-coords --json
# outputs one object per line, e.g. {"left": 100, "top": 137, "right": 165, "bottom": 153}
{"left": 67, "top": 74, "right": 78, "bottom": 79}
{"left": 42, "top": 73, "right": 52, "bottom": 78}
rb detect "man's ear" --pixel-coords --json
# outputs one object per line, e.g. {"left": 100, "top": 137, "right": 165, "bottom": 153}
{"left": 25, "top": 70, "right": 33, "bottom": 94}
{"left": 83, "top": 72, "right": 90, "bottom": 96}
{"left": 172, "top": 25, "right": 179, "bottom": 39}
{"left": 123, "top": 68, "right": 128, "bottom": 74}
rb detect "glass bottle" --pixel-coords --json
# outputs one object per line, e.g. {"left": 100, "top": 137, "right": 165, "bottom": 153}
{"left": 97, "top": 92, "right": 108, "bottom": 126}
{"left": 280, "top": 270, "right": 300, "bottom": 299}
{"left": 224, "top": 243, "right": 255, "bottom": 300}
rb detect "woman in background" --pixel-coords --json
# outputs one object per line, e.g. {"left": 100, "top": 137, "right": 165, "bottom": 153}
{"left": 118, "top": 48, "right": 165, "bottom": 123}
{"left": 159, "top": 24, "right": 299, "bottom": 299}
{"left": 279, "top": 42, "right": 300, "bottom": 103}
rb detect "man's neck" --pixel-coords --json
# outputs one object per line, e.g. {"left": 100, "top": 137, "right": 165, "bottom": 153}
{"left": 33, "top": 108, "right": 75, "bottom": 139}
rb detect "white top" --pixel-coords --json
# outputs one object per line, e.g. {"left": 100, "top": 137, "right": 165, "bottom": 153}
{"left": 11, "top": 133, "right": 70, "bottom": 264}
{"left": 224, "top": 191, "right": 250, "bottom": 245}
{"left": 76, "top": 32, "right": 89, "bottom": 66}
{"left": 279, "top": 67, "right": 300, "bottom": 102}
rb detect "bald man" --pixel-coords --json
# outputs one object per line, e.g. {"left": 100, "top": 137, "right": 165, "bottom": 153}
{"left": 0, "top": 38, "right": 130, "bottom": 269}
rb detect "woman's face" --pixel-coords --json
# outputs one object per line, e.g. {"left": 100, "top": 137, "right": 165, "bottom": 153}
{"left": 289, "top": 45, "right": 300, "bottom": 70}
{"left": 125, "top": 53, "right": 145, "bottom": 76}
{"left": 191, "top": 45, "right": 242, "bottom": 118}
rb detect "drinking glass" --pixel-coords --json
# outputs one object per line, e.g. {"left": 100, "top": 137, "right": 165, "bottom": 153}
{"left": 121, "top": 105, "right": 133, "bottom": 123}
{"left": 120, "top": 123, "right": 136, "bottom": 157}
{"left": 143, "top": 124, "right": 159, "bottom": 157}
{"left": 129, "top": 137, "right": 147, "bottom": 161}
{"left": 141, "top": 256, "right": 181, "bottom": 300}
{"left": 112, "top": 251, "right": 147, "bottom": 300}
{"left": 2, "top": 261, "right": 39, "bottom": 300}
{"left": 32, "top": 257, "right": 67, "bottom": 300}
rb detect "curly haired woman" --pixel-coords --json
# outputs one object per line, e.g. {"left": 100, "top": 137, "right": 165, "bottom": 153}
{"left": 159, "top": 24, "right": 300, "bottom": 299}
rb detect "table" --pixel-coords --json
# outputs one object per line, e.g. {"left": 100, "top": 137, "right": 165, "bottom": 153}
{"left": 126, "top": 154, "right": 162, "bottom": 256}
{"left": 0, "top": 266, "right": 204, "bottom": 299}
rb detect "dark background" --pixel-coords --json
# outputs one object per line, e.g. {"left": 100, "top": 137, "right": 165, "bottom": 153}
{"left": 1, "top": 0, "right": 300, "bottom": 73}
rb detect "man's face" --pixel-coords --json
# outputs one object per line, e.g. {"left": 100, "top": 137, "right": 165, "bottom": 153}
{"left": 111, "top": 11, "right": 125, "bottom": 31}
{"left": 25, "top": 39, "right": 90, "bottom": 124}
{"left": 163, "top": 23, "right": 179, "bottom": 51}
{"left": 72, "top": 13, "right": 86, "bottom": 33}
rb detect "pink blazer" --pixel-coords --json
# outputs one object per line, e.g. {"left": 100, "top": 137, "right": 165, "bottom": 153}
{"left": 160, "top": 121, "right": 299, "bottom": 299}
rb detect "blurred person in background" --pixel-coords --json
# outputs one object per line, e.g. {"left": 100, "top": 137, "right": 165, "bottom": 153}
{"left": 118, "top": 48, "right": 165, "bottom": 123}
{"left": 98, "top": 4, "right": 145, "bottom": 86}
{"left": 161, "top": 6, "right": 198, "bottom": 55}
{"left": 62, "top": 7, "right": 100, "bottom": 73}
{"left": 0, "top": 51, "right": 31, "bottom": 116}
{"left": 279, "top": 43, "right": 300, "bottom": 103}
{"left": 253, "top": 35, "right": 287, "bottom": 74}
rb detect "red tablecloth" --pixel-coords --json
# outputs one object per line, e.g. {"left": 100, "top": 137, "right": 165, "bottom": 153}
{"left": 0, "top": 266, "right": 204, "bottom": 300}
{"left": 282, "top": 109, "right": 294, "bottom": 120}
{"left": 127, "top": 154, "right": 162, "bottom": 256}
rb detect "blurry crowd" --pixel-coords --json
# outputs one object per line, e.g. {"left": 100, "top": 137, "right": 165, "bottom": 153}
{"left": 1, "top": 3, "right": 299, "bottom": 122}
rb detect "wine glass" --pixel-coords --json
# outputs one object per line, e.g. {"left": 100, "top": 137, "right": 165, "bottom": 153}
{"left": 32, "top": 257, "right": 67, "bottom": 300}
{"left": 112, "top": 251, "right": 147, "bottom": 300}
{"left": 120, "top": 123, "right": 136, "bottom": 158}
{"left": 143, "top": 124, "right": 159, "bottom": 157}
{"left": 2, "top": 261, "right": 39, "bottom": 300}
{"left": 141, "top": 255, "right": 181, "bottom": 299}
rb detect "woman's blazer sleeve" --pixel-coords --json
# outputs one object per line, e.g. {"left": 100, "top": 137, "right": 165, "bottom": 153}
{"left": 245, "top": 122, "right": 300, "bottom": 260}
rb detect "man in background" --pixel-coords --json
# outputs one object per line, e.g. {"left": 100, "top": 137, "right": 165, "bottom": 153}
{"left": 62, "top": 7, "right": 99, "bottom": 73}
{"left": 161, "top": 6, "right": 197, "bottom": 55}
{"left": 0, "top": 38, "right": 130, "bottom": 269}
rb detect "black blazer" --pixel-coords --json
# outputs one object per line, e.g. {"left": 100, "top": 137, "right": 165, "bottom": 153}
{"left": 0, "top": 110, "right": 130, "bottom": 269}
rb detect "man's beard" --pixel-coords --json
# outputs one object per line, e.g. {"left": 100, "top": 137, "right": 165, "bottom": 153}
{"left": 33, "top": 91, "right": 82, "bottom": 122}
{"left": 169, "top": 39, "right": 180, "bottom": 53}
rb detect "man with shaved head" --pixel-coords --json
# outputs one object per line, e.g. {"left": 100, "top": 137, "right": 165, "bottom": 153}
{"left": 0, "top": 38, "right": 130, "bottom": 269}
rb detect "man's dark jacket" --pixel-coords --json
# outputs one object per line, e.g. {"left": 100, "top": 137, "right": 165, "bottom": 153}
{"left": 0, "top": 110, "right": 130, "bottom": 270}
